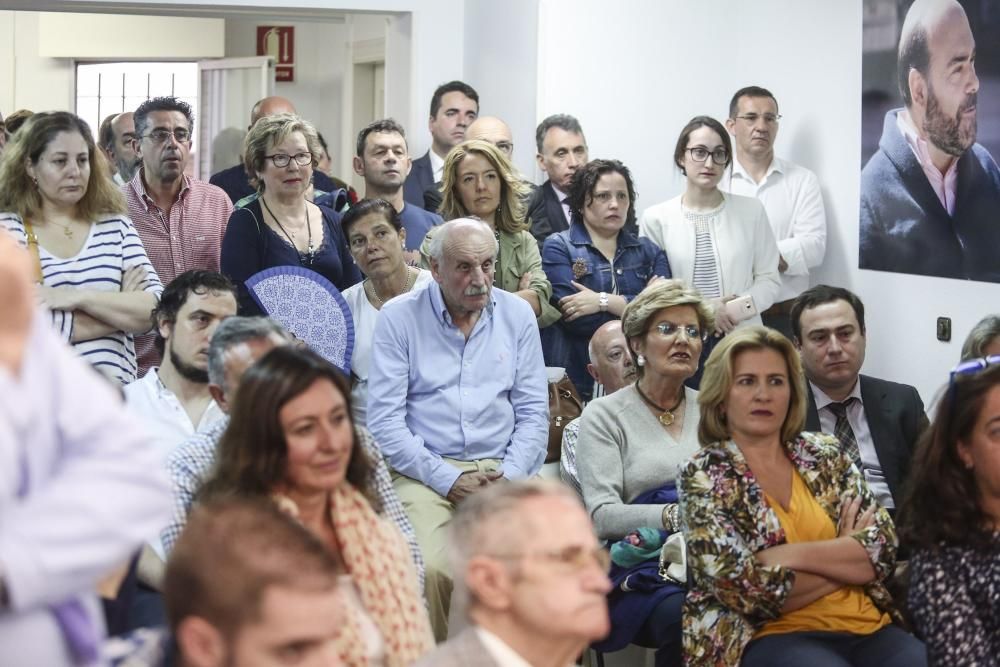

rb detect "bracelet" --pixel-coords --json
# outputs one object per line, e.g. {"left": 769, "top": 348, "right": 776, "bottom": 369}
{"left": 661, "top": 503, "right": 680, "bottom": 531}
{"left": 599, "top": 292, "right": 609, "bottom": 312}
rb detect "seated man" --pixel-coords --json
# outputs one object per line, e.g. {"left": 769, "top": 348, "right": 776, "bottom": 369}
{"left": 560, "top": 320, "right": 636, "bottom": 495}
{"left": 124, "top": 270, "right": 237, "bottom": 457}
{"left": 105, "top": 498, "right": 346, "bottom": 667}
{"left": 413, "top": 480, "right": 612, "bottom": 667}
{"left": 161, "top": 316, "right": 424, "bottom": 588}
{"left": 368, "top": 218, "right": 548, "bottom": 640}
{"left": 791, "top": 285, "right": 929, "bottom": 512}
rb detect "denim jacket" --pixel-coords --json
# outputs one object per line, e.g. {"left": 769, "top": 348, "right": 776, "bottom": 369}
{"left": 542, "top": 221, "right": 670, "bottom": 396}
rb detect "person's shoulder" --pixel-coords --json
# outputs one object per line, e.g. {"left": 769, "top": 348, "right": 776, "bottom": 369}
{"left": 793, "top": 431, "right": 841, "bottom": 458}
{"left": 0, "top": 212, "right": 25, "bottom": 237}
{"left": 379, "top": 283, "right": 430, "bottom": 317}
{"left": 584, "top": 383, "right": 639, "bottom": 419}
{"left": 640, "top": 195, "right": 683, "bottom": 221}
{"left": 722, "top": 190, "right": 766, "bottom": 214}
{"left": 493, "top": 285, "right": 535, "bottom": 318}
{"left": 209, "top": 163, "right": 242, "bottom": 183}
{"left": 188, "top": 178, "right": 232, "bottom": 204}
{"left": 860, "top": 373, "right": 919, "bottom": 398}
{"left": 774, "top": 156, "right": 819, "bottom": 182}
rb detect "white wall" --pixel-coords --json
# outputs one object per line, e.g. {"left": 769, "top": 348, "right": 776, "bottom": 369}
{"left": 464, "top": 0, "right": 539, "bottom": 177}
{"left": 0, "top": 11, "right": 75, "bottom": 114}
{"left": 535, "top": 0, "right": 1000, "bottom": 402}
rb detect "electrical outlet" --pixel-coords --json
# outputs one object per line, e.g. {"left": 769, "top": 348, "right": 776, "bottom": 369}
{"left": 937, "top": 317, "right": 952, "bottom": 342}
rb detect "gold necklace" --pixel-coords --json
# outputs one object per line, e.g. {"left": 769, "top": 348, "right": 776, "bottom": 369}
{"left": 635, "top": 382, "right": 685, "bottom": 426}
{"left": 367, "top": 267, "right": 417, "bottom": 306}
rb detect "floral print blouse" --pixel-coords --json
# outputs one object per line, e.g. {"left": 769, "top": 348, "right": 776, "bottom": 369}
{"left": 678, "top": 432, "right": 900, "bottom": 667}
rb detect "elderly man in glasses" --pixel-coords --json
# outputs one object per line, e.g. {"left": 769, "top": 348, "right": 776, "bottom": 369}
{"left": 123, "top": 96, "right": 234, "bottom": 375}
{"left": 722, "top": 86, "right": 827, "bottom": 339}
{"left": 791, "top": 285, "right": 929, "bottom": 514}
{"left": 412, "top": 480, "right": 612, "bottom": 667}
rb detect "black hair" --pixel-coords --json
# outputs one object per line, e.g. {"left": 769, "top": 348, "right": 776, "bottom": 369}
{"left": 152, "top": 270, "right": 236, "bottom": 355}
{"left": 728, "top": 86, "right": 779, "bottom": 118}
{"left": 355, "top": 118, "right": 407, "bottom": 158}
{"left": 340, "top": 198, "right": 403, "bottom": 239}
{"left": 673, "top": 116, "right": 733, "bottom": 175}
{"left": 134, "top": 96, "right": 194, "bottom": 141}
{"left": 789, "top": 284, "right": 867, "bottom": 342}
{"left": 566, "top": 159, "right": 638, "bottom": 230}
{"left": 429, "top": 81, "right": 479, "bottom": 118}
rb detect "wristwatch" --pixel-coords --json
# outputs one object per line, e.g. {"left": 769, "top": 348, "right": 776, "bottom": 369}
{"left": 598, "top": 292, "right": 609, "bottom": 312}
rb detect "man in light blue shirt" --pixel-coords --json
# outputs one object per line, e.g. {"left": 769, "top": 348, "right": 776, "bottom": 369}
{"left": 368, "top": 218, "right": 548, "bottom": 641}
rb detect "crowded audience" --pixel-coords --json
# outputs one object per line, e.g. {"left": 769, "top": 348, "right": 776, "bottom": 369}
{"left": 5, "top": 50, "right": 976, "bottom": 665}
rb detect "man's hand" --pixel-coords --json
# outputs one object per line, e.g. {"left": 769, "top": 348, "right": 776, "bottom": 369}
{"left": 446, "top": 470, "right": 504, "bottom": 504}
{"left": 0, "top": 231, "right": 36, "bottom": 374}
{"left": 778, "top": 254, "right": 788, "bottom": 273}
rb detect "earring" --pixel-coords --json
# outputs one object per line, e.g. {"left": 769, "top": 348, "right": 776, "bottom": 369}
{"left": 637, "top": 354, "right": 646, "bottom": 367}
{"left": 31, "top": 176, "right": 38, "bottom": 187}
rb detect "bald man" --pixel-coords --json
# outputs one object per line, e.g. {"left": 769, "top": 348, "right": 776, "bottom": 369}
{"left": 860, "top": 0, "right": 1000, "bottom": 282}
{"left": 107, "top": 112, "right": 139, "bottom": 185}
{"left": 423, "top": 115, "right": 536, "bottom": 213}
{"left": 559, "top": 320, "right": 636, "bottom": 494}
{"left": 208, "top": 96, "right": 345, "bottom": 207}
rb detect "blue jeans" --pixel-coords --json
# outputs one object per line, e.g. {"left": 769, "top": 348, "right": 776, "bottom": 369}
{"left": 740, "top": 626, "right": 926, "bottom": 667}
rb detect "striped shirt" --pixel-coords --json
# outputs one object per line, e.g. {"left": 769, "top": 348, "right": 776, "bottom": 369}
{"left": 0, "top": 212, "right": 163, "bottom": 384}
{"left": 685, "top": 203, "right": 724, "bottom": 299}
{"left": 122, "top": 169, "right": 232, "bottom": 374}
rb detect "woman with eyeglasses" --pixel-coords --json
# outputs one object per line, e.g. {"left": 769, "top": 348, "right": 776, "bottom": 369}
{"left": 543, "top": 159, "right": 670, "bottom": 399}
{"left": 680, "top": 326, "right": 925, "bottom": 667}
{"left": 639, "top": 116, "right": 780, "bottom": 386}
{"left": 221, "top": 113, "right": 360, "bottom": 315}
{"left": 899, "top": 358, "right": 1000, "bottom": 665}
{"left": 0, "top": 111, "right": 162, "bottom": 384}
{"left": 576, "top": 280, "right": 709, "bottom": 666}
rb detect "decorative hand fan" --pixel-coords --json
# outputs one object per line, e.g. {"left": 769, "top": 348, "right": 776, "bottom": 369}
{"left": 245, "top": 266, "right": 355, "bottom": 374}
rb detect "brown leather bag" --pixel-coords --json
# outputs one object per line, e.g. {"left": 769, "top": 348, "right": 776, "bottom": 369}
{"left": 547, "top": 374, "right": 583, "bottom": 463}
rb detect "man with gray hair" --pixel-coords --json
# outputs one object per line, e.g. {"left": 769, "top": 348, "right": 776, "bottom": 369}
{"left": 368, "top": 218, "right": 549, "bottom": 640}
{"left": 161, "top": 316, "right": 425, "bottom": 589}
{"left": 528, "top": 114, "right": 589, "bottom": 244}
{"left": 412, "top": 480, "right": 612, "bottom": 667}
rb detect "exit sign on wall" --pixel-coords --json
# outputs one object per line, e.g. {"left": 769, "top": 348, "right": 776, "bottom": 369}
{"left": 257, "top": 26, "right": 295, "bottom": 82}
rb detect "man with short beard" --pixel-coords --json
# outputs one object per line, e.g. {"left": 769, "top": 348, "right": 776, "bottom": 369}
{"left": 108, "top": 112, "right": 140, "bottom": 185}
{"left": 124, "top": 270, "right": 237, "bottom": 456}
{"left": 860, "top": 0, "right": 1000, "bottom": 281}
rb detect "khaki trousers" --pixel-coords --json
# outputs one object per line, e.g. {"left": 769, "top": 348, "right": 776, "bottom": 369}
{"left": 391, "top": 457, "right": 500, "bottom": 642}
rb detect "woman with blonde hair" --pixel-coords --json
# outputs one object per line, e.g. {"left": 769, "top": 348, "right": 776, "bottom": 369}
{"left": 0, "top": 111, "right": 161, "bottom": 384}
{"left": 679, "top": 326, "right": 924, "bottom": 666}
{"left": 577, "top": 278, "right": 710, "bottom": 665}
{"left": 199, "top": 345, "right": 433, "bottom": 666}
{"left": 221, "top": 113, "right": 360, "bottom": 315}
{"left": 420, "top": 138, "right": 559, "bottom": 327}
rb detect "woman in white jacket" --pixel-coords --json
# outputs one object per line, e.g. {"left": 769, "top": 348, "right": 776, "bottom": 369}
{"left": 639, "top": 115, "right": 780, "bottom": 385}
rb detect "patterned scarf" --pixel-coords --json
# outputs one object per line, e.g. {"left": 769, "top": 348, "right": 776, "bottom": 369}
{"left": 275, "top": 483, "right": 434, "bottom": 667}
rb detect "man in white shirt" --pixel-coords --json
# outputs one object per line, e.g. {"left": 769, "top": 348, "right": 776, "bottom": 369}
{"left": 412, "top": 480, "right": 611, "bottom": 667}
{"left": 723, "top": 86, "right": 826, "bottom": 338}
{"left": 403, "top": 81, "right": 479, "bottom": 207}
{"left": 104, "top": 112, "right": 139, "bottom": 186}
{"left": 124, "top": 270, "right": 237, "bottom": 456}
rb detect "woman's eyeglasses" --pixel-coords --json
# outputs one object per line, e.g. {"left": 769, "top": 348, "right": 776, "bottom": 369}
{"left": 655, "top": 322, "right": 708, "bottom": 342}
{"left": 686, "top": 146, "right": 729, "bottom": 165}
{"left": 265, "top": 152, "right": 313, "bottom": 168}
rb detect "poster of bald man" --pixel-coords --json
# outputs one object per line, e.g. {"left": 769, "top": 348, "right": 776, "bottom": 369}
{"left": 860, "top": 0, "right": 1000, "bottom": 282}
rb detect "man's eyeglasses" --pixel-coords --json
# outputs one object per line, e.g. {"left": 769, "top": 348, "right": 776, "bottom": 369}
{"left": 656, "top": 322, "right": 707, "bottom": 341}
{"left": 265, "top": 152, "right": 313, "bottom": 168}
{"left": 490, "top": 544, "right": 610, "bottom": 572}
{"left": 734, "top": 113, "right": 781, "bottom": 125}
{"left": 142, "top": 128, "right": 191, "bottom": 144}
{"left": 686, "top": 146, "right": 729, "bottom": 165}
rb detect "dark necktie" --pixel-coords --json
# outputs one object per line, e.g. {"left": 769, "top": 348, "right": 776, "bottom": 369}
{"left": 827, "top": 398, "right": 861, "bottom": 468}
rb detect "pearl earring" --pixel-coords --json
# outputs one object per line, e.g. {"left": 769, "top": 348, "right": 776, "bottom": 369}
{"left": 637, "top": 354, "right": 646, "bottom": 367}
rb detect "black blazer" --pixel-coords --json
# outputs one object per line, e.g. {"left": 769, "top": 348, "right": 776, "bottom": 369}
{"left": 805, "top": 374, "right": 928, "bottom": 506}
{"left": 404, "top": 151, "right": 435, "bottom": 207}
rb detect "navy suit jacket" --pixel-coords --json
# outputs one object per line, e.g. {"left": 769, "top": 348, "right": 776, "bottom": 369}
{"left": 859, "top": 108, "right": 1000, "bottom": 282}
{"left": 805, "top": 374, "right": 928, "bottom": 507}
{"left": 404, "top": 151, "right": 435, "bottom": 207}
{"left": 527, "top": 179, "right": 569, "bottom": 245}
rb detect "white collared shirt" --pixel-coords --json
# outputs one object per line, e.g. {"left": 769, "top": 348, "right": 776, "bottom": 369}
{"left": 724, "top": 156, "right": 826, "bottom": 302}
{"left": 476, "top": 628, "right": 536, "bottom": 667}
{"left": 551, "top": 183, "right": 572, "bottom": 227}
{"left": 123, "top": 368, "right": 225, "bottom": 460}
{"left": 429, "top": 149, "right": 445, "bottom": 183}
{"left": 896, "top": 110, "right": 958, "bottom": 216}
{"left": 810, "top": 380, "right": 894, "bottom": 509}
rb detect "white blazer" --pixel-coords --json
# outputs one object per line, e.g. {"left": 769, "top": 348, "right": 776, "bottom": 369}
{"left": 638, "top": 192, "right": 781, "bottom": 325}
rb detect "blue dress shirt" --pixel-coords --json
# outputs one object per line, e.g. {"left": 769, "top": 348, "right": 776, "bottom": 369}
{"left": 368, "top": 282, "right": 549, "bottom": 496}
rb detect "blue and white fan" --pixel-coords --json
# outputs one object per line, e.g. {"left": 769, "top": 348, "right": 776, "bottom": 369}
{"left": 245, "top": 266, "right": 355, "bottom": 374}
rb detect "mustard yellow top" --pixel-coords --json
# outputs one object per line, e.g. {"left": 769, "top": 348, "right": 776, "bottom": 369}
{"left": 756, "top": 470, "right": 890, "bottom": 639}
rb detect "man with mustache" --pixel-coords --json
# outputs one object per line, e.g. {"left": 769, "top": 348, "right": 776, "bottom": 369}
{"left": 559, "top": 320, "right": 636, "bottom": 495}
{"left": 124, "top": 97, "right": 233, "bottom": 374}
{"left": 860, "top": 0, "right": 1000, "bottom": 281}
{"left": 724, "top": 86, "right": 826, "bottom": 337}
{"left": 368, "top": 218, "right": 548, "bottom": 642}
